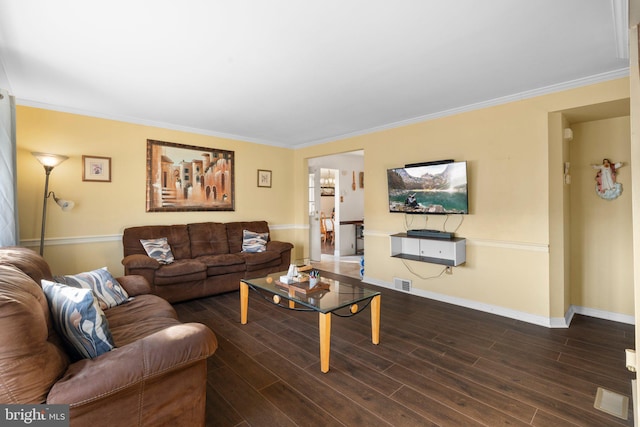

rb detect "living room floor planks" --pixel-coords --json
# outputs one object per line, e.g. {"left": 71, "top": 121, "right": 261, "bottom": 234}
{"left": 173, "top": 271, "right": 635, "bottom": 427}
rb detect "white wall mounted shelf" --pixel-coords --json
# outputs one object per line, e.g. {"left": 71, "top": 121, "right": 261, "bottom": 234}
{"left": 390, "top": 233, "right": 466, "bottom": 266}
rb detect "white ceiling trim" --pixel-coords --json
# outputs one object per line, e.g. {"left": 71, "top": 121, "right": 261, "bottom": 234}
{"left": 611, "top": 0, "right": 630, "bottom": 59}
{"left": 295, "top": 67, "right": 630, "bottom": 148}
{"left": 0, "top": 56, "right": 11, "bottom": 94}
{"left": 15, "top": 97, "right": 289, "bottom": 148}
{"left": 16, "top": 67, "right": 629, "bottom": 150}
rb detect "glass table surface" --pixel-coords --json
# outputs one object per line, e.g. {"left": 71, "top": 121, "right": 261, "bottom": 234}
{"left": 241, "top": 271, "right": 380, "bottom": 314}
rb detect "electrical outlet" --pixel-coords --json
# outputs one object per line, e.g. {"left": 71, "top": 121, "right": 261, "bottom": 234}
{"left": 445, "top": 266, "right": 453, "bottom": 275}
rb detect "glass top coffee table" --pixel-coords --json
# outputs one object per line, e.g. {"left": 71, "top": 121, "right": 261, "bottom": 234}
{"left": 240, "top": 272, "right": 381, "bottom": 373}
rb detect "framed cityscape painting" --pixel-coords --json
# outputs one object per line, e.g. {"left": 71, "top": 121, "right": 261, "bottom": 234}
{"left": 146, "top": 139, "right": 235, "bottom": 212}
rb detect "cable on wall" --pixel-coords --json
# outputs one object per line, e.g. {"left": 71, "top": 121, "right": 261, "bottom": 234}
{"left": 443, "top": 214, "right": 464, "bottom": 233}
{"left": 401, "top": 258, "right": 448, "bottom": 280}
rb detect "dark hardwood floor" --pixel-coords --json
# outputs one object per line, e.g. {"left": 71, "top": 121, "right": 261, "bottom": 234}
{"left": 173, "top": 271, "right": 635, "bottom": 426}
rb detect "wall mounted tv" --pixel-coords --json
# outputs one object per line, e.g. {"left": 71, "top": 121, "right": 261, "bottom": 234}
{"left": 387, "top": 161, "right": 468, "bottom": 214}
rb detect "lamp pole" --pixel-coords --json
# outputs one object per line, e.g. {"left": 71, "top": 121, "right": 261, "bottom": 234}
{"left": 39, "top": 165, "right": 53, "bottom": 256}
{"left": 32, "top": 152, "right": 71, "bottom": 256}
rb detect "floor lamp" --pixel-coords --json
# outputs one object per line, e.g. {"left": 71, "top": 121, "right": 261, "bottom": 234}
{"left": 32, "top": 152, "right": 75, "bottom": 256}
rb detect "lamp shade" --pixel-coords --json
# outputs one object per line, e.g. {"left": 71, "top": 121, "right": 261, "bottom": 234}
{"left": 54, "top": 196, "right": 75, "bottom": 211}
{"left": 32, "top": 152, "right": 69, "bottom": 168}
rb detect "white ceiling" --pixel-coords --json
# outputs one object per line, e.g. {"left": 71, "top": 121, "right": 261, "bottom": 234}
{"left": 0, "top": 0, "right": 630, "bottom": 148}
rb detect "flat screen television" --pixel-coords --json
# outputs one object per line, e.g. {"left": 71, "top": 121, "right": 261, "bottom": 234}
{"left": 387, "top": 161, "right": 468, "bottom": 214}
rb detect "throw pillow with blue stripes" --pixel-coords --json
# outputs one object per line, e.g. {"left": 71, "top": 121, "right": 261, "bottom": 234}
{"left": 242, "top": 230, "right": 269, "bottom": 253}
{"left": 42, "top": 280, "right": 115, "bottom": 359}
{"left": 140, "top": 237, "right": 175, "bottom": 264}
{"left": 55, "top": 267, "right": 129, "bottom": 310}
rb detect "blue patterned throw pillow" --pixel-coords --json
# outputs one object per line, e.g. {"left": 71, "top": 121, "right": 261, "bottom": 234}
{"left": 242, "top": 230, "right": 268, "bottom": 253}
{"left": 140, "top": 237, "right": 175, "bottom": 264}
{"left": 41, "top": 280, "right": 115, "bottom": 359}
{"left": 55, "top": 267, "right": 129, "bottom": 310}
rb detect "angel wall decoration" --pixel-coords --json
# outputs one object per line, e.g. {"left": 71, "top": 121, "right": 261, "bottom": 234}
{"left": 592, "top": 158, "right": 624, "bottom": 200}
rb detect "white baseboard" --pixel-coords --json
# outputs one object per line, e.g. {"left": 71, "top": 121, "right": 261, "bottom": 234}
{"left": 361, "top": 275, "right": 635, "bottom": 328}
{"left": 570, "top": 305, "right": 635, "bottom": 325}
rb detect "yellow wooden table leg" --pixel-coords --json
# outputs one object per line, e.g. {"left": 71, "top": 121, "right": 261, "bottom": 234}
{"left": 319, "top": 312, "right": 331, "bottom": 373}
{"left": 287, "top": 290, "right": 295, "bottom": 308}
{"left": 371, "top": 295, "right": 381, "bottom": 345}
{"left": 240, "top": 282, "right": 248, "bottom": 324}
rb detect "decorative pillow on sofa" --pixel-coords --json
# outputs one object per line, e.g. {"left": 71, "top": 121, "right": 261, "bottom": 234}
{"left": 55, "top": 267, "right": 129, "bottom": 310}
{"left": 242, "top": 230, "right": 269, "bottom": 253}
{"left": 41, "top": 280, "right": 115, "bottom": 359}
{"left": 140, "top": 237, "right": 175, "bottom": 264}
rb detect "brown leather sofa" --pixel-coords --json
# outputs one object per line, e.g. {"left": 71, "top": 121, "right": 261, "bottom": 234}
{"left": 122, "top": 221, "right": 294, "bottom": 303}
{"left": 0, "top": 247, "right": 218, "bottom": 426}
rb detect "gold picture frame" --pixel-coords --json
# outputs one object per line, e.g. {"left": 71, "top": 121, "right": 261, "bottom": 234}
{"left": 257, "top": 169, "right": 272, "bottom": 188}
{"left": 82, "top": 155, "right": 111, "bottom": 182}
{"left": 146, "top": 139, "right": 235, "bottom": 212}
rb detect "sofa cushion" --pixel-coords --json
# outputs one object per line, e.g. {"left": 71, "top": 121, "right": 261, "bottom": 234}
{"left": 227, "top": 221, "right": 270, "bottom": 254}
{"left": 41, "top": 280, "right": 115, "bottom": 360}
{"left": 195, "top": 254, "right": 246, "bottom": 276}
{"left": 55, "top": 267, "right": 129, "bottom": 310}
{"left": 106, "top": 294, "right": 181, "bottom": 345}
{"left": 188, "top": 222, "right": 230, "bottom": 257}
{"left": 123, "top": 225, "right": 192, "bottom": 260}
{"left": 0, "top": 247, "right": 62, "bottom": 348}
{"left": 238, "top": 251, "right": 282, "bottom": 272}
{"left": 140, "top": 237, "right": 175, "bottom": 264}
{"left": 0, "top": 246, "right": 54, "bottom": 284}
{"left": 0, "top": 265, "right": 69, "bottom": 404}
{"left": 153, "top": 260, "right": 207, "bottom": 286}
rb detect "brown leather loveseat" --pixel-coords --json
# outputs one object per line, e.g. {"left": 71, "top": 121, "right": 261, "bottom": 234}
{"left": 0, "top": 247, "right": 218, "bottom": 426}
{"left": 122, "top": 221, "right": 293, "bottom": 303}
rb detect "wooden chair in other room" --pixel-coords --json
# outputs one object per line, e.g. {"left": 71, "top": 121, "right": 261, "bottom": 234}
{"left": 320, "top": 212, "right": 334, "bottom": 245}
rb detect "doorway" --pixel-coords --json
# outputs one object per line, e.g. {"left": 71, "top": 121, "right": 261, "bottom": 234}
{"left": 308, "top": 150, "right": 364, "bottom": 278}
{"left": 307, "top": 166, "right": 339, "bottom": 262}
{"left": 319, "top": 168, "right": 337, "bottom": 256}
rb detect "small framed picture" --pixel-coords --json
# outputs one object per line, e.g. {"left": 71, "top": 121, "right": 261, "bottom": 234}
{"left": 257, "top": 169, "right": 272, "bottom": 188}
{"left": 83, "top": 155, "right": 111, "bottom": 182}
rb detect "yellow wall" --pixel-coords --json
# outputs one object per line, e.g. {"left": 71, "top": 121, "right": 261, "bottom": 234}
{"left": 295, "top": 78, "right": 629, "bottom": 321}
{"left": 17, "top": 107, "right": 298, "bottom": 275}
{"left": 548, "top": 111, "right": 571, "bottom": 319}
{"left": 16, "top": 76, "right": 631, "bottom": 323}
{"left": 570, "top": 117, "right": 633, "bottom": 314}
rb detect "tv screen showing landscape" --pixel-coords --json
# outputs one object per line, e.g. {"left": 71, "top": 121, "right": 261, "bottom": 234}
{"left": 387, "top": 161, "right": 468, "bottom": 214}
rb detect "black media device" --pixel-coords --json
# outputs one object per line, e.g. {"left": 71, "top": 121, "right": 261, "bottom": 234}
{"left": 405, "top": 159, "right": 454, "bottom": 167}
{"left": 406, "top": 229, "right": 454, "bottom": 239}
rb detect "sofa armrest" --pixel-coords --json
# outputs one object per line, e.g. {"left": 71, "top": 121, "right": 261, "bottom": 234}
{"left": 122, "top": 254, "right": 160, "bottom": 270}
{"left": 121, "top": 255, "right": 159, "bottom": 286}
{"left": 115, "top": 275, "right": 151, "bottom": 296}
{"left": 46, "top": 323, "right": 218, "bottom": 405}
{"left": 266, "top": 240, "right": 294, "bottom": 254}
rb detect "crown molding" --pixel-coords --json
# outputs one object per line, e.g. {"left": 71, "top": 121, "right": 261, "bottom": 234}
{"left": 296, "top": 68, "right": 630, "bottom": 148}
{"left": 15, "top": 98, "right": 291, "bottom": 148}
{"left": 611, "top": 0, "right": 629, "bottom": 59}
{"left": 16, "top": 68, "right": 630, "bottom": 150}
